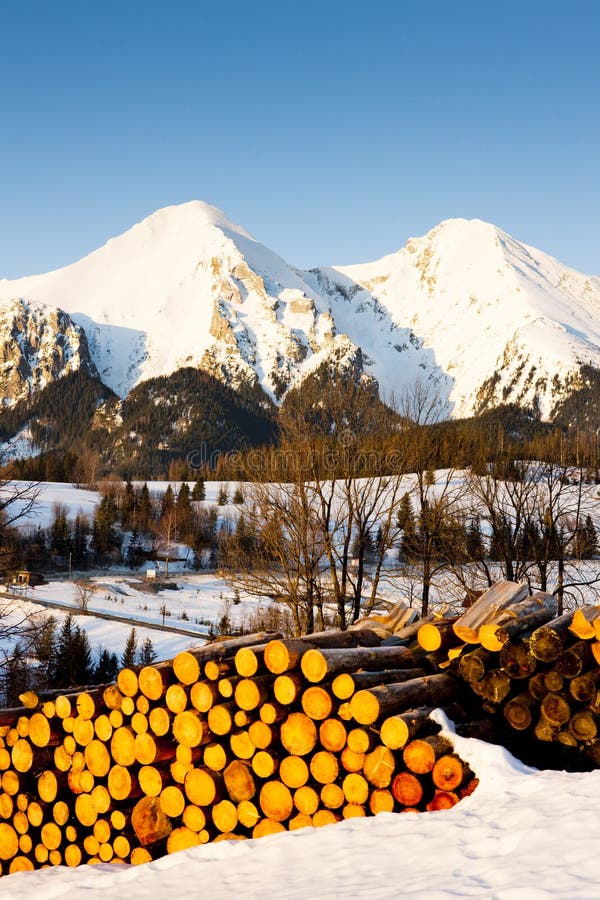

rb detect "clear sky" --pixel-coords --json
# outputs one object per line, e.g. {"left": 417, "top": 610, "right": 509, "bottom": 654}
{"left": 1, "top": 0, "right": 599, "bottom": 278}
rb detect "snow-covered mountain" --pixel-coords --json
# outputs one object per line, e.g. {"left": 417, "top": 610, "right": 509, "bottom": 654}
{"left": 1, "top": 202, "right": 599, "bottom": 419}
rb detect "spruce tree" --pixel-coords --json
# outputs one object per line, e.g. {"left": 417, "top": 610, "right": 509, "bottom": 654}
{"left": 192, "top": 477, "right": 206, "bottom": 501}
{"left": 54, "top": 614, "right": 93, "bottom": 688}
{"left": 138, "top": 483, "right": 152, "bottom": 532}
{"left": 121, "top": 628, "right": 138, "bottom": 668}
{"left": 4, "top": 644, "right": 30, "bottom": 707}
{"left": 139, "top": 637, "right": 157, "bottom": 666}
{"left": 176, "top": 483, "right": 192, "bottom": 538}
{"left": 161, "top": 485, "right": 175, "bottom": 518}
{"left": 95, "top": 648, "right": 119, "bottom": 682}
{"left": 32, "top": 615, "right": 57, "bottom": 690}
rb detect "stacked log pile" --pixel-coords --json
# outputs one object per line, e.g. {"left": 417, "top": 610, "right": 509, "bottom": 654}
{"left": 3, "top": 579, "right": 600, "bottom": 876}
{"left": 0, "top": 628, "right": 477, "bottom": 875}
{"left": 416, "top": 583, "right": 600, "bottom": 768}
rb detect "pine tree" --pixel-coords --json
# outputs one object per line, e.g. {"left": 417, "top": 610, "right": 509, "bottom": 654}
{"left": 121, "top": 628, "right": 138, "bottom": 668}
{"left": 72, "top": 514, "right": 90, "bottom": 564}
{"left": 121, "top": 479, "right": 136, "bottom": 529}
{"left": 465, "top": 517, "right": 485, "bottom": 561}
{"left": 192, "top": 477, "right": 206, "bottom": 501}
{"left": 92, "top": 495, "right": 118, "bottom": 557}
{"left": 54, "top": 614, "right": 93, "bottom": 688}
{"left": 139, "top": 637, "right": 157, "bottom": 666}
{"left": 3, "top": 643, "right": 30, "bottom": 707}
{"left": 32, "top": 615, "right": 57, "bottom": 690}
{"left": 217, "top": 484, "right": 229, "bottom": 506}
{"left": 95, "top": 648, "right": 119, "bottom": 682}
{"left": 161, "top": 485, "right": 175, "bottom": 518}
{"left": 232, "top": 486, "right": 245, "bottom": 504}
{"left": 176, "top": 483, "right": 192, "bottom": 538}
{"left": 138, "top": 483, "right": 152, "bottom": 532}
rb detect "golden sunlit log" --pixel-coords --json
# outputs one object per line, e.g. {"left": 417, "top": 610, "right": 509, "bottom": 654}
{"left": 264, "top": 630, "right": 381, "bottom": 675}
{"left": 350, "top": 674, "right": 459, "bottom": 726}
{"left": 300, "top": 647, "right": 415, "bottom": 684}
{"left": 452, "top": 582, "right": 530, "bottom": 643}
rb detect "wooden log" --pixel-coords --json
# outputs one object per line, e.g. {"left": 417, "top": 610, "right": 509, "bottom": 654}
{"left": 280, "top": 713, "right": 317, "bottom": 756}
{"left": 184, "top": 768, "right": 218, "bottom": 807}
{"left": 379, "top": 708, "right": 438, "bottom": 750}
{"left": 234, "top": 678, "right": 269, "bottom": 712}
{"left": 540, "top": 692, "right": 571, "bottom": 727}
{"left": 458, "top": 648, "right": 491, "bottom": 683}
{"left": 432, "top": 754, "right": 464, "bottom": 791}
{"left": 301, "top": 646, "right": 415, "bottom": 684}
{"left": 499, "top": 642, "right": 536, "bottom": 679}
{"left": 453, "top": 581, "right": 529, "bottom": 643}
{"left": 159, "top": 784, "right": 186, "bottom": 818}
{"left": 470, "top": 669, "right": 511, "bottom": 705}
{"left": 569, "top": 606, "right": 600, "bottom": 641}
{"left": 173, "top": 651, "right": 201, "bottom": 686}
{"left": 347, "top": 668, "right": 426, "bottom": 691}
{"left": 427, "top": 790, "right": 459, "bottom": 811}
{"left": 263, "top": 630, "right": 381, "bottom": 675}
{"left": 279, "top": 756, "right": 309, "bottom": 789}
{"left": 569, "top": 711, "right": 597, "bottom": 742}
{"left": 301, "top": 686, "right": 333, "bottom": 721}
{"left": 294, "top": 785, "right": 320, "bottom": 815}
{"left": 569, "top": 671, "right": 600, "bottom": 702}
{"left": 340, "top": 747, "right": 365, "bottom": 773}
{"left": 478, "top": 593, "right": 557, "bottom": 651}
{"left": 273, "top": 674, "right": 303, "bottom": 706}
{"left": 131, "top": 796, "right": 172, "bottom": 847}
{"left": 309, "top": 751, "right": 339, "bottom": 785}
{"left": 417, "top": 619, "right": 460, "bottom": 653}
{"left": 173, "top": 711, "right": 209, "bottom": 748}
{"left": 503, "top": 693, "right": 534, "bottom": 731}
{"left": 258, "top": 781, "right": 293, "bottom": 822}
{"left": 342, "top": 773, "right": 369, "bottom": 805}
{"left": 369, "top": 789, "right": 395, "bottom": 814}
{"left": 319, "top": 718, "right": 347, "bottom": 753}
{"left": 349, "top": 674, "right": 459, "bottom": 726}
{"left": 252, "top": 751, "right": 277, "bottom": 779}
{"left": 555, "top": 641, "right": 593, "bottom": 679}
{"left": 236, "top": 800, "right": 259, "bottom": 829}
{"left": 391, "top": 771, "right": 423, "bottom": 806}
{"left": 363, "top": 746, "right": 395, "bottom": 788}
{"left": 248, "top": 720, "right": 273, "bottom": 750}
{"left": 529, "top": 613, "right": 575, "bottom": 662}
{"left": 229, "top": 731, "right": 255, "bottom": 760}
{"left": 346, "top": 727, "right": 374, "bottom": 754}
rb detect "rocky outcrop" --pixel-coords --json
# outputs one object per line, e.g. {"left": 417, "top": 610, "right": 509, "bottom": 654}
{"left": 0, "top": 298, "right": 98, "bottom": 405}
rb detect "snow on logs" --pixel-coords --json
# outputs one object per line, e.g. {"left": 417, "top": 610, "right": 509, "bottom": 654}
{"left": 0, "top": 629, "right": 476, "bottom": 874}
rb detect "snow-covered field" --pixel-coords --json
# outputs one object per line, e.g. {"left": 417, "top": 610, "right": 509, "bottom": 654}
{"left": 3, "top": 711, "right": 600, "bottom": 899}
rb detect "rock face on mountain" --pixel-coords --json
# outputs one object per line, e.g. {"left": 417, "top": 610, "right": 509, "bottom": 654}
{"left": 1, "top": 202, "right": 599, "bottom": 420}
{"left": 0, "top": 298, "right": 97, "bottom": 405}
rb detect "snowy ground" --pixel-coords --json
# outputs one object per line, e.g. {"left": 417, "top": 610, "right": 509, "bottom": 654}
{"left": 3, "top": 711, "right": 600, "bottom": 899}
{"left": 0, "top": 572, "right": 279, "bottom": 663}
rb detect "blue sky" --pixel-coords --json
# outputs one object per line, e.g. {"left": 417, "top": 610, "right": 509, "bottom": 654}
{"left": 1, "top": 0, "right": 598, "bottom": 277}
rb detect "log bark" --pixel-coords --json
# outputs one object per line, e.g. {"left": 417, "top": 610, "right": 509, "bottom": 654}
{"left": 350, "top": 674, "right": 459, "bottom": 725}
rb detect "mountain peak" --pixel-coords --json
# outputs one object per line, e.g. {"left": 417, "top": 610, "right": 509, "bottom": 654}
{"left": 129, "top": 200, "right": 257, "bottom": 244}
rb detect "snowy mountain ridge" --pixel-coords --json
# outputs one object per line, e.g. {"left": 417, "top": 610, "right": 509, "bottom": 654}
{"left": 1, "top": 201, "right": 600, "bottom": 419}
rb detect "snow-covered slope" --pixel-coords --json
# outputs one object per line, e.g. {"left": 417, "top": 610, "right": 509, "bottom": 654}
{"left": 1, "top": 205, "right": 599, "bottom": 418}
